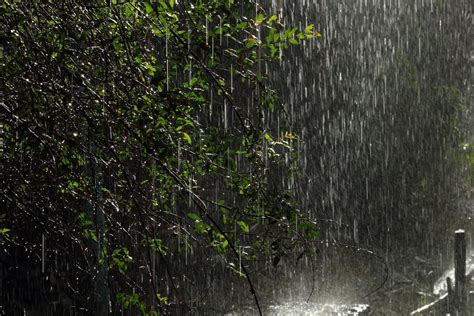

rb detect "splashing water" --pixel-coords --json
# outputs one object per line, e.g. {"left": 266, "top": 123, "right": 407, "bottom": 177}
{"left": 225, "top": 301, "right": 370, "bottom": 315}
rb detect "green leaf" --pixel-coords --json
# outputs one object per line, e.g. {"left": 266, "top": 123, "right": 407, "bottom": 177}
{"left": 145, "top": 2, "right": 153, "bottom": 14}
{"left": 159, "top": 0, "right": 168, "bottom": 9}
{"left": 268, "top": 15, "right": 278, "bottom": 25}
{"left": 182, "top": 132, "right": 192, "bottom": 145}
{"left": 187, "top": 212, "right": 200, "bottom": 222}
{"left": 0, "top": 227, "right": 10, "bottom": 236}
{"left": 289, "top": 38, "right": 298, "bottom": 45}
{"left": 156, "top": 293, "right": 169, "bottom": 305}
{"left": 195, "top": 221, "right": 209, "bottom": 234}
{"left": 237, "top": 220, "right": 250, "bottom": 233}
{"left": 256, "top": 13, "right": 265, "bottom": 25}
{"left": 220, "top": 239, "right": 229, "bottom": 251}
{"left": 236, "top": 22, "right": 248, "bottom": 30}
{"left": 246, "top": 38, "right": 257, "bottom": 49}
{"left": 151, "top": 238, "right": 168, "bottom": 254}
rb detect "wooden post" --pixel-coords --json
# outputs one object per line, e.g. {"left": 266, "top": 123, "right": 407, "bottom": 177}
{"left": 454, "top": 229, "right": 467, "bottom": 314}
{"left": 447, "top": 277, "right": 453, "bottom": 314}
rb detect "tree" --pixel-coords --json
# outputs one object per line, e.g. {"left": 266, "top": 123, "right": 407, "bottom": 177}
{"left": 0, "top": 1, "right": 319, "bottom": 314}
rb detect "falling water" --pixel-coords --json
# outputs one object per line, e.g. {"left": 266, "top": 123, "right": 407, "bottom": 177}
{"left": 41, "top": 234, "right": 45, "bottom": 274}
{"left": 166, "top": 30, "right": 170, "bottom": 91}
{"left": 2, "top": 1, "right": 470, "bottom": 315}
{"left": 227, "top": 0, "right": 471, "bottom": 314}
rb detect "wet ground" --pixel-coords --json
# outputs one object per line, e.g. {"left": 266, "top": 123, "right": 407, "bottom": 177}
{"left": 225, "top": 302, "right": 370, "bottom": 315}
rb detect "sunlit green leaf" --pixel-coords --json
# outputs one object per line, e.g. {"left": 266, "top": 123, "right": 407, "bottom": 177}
{"left": 237, "top": 220, "right": 250, "bottom": 233}
{"left": 182, "top": 132, "right": 192, "bottom": 145}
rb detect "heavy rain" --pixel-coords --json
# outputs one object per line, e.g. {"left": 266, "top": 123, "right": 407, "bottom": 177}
{"left": 1, "top": 0, "right": 472, "bottom": 315}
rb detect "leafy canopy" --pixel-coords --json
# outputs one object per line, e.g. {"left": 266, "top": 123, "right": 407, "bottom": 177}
{"left": 1, "top": 0, "right": 319, "bottom": 314}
